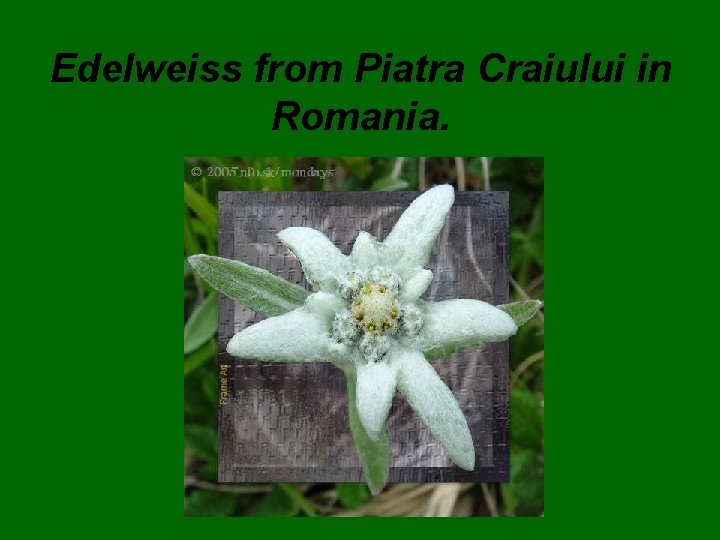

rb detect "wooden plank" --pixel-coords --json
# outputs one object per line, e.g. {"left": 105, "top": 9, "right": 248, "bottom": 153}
{"left": 217, "top": 191, "right": 510, "bottom": 483}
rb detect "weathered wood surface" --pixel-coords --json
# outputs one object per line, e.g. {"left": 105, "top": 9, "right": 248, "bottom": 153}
{"left": 217, "top": 191, "right": 510, "bottom": 483}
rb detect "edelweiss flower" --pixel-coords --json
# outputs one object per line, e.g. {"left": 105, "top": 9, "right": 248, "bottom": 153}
{"left": 225, "top": 185, "right": 518, "bottom": 471}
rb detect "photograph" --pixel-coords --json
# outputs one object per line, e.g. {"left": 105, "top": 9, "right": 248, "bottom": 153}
{"left": 183, "top": 157, "right": 544, "bottom": 516}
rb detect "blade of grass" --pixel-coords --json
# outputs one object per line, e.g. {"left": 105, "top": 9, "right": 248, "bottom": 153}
{"left": 184, "top": 181, "right": 218, "bottom": 239}
{"left": 184, "top": 340, "right": 217, "bottom": 376}
{"left": 184, "top": 206, "right": 202, "bottom": 256}
{"left": 184, "top": 292, "right": 218, "bottom": 354}
{"left": 278, "top": 484, "right": 318, "bottom": 517}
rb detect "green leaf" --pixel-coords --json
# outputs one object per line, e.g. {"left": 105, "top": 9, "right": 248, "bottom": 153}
{"left": 332, "top": 157, "right": 371, "bottom": 177}
{"left": 370, "top": 176, "right": 409, "bottom": 191}
{"left": 527, "top": 194, "right": 544, "bottom": 266}
{"left": 188, "top": 254, "right": 308, "bottom": 317}
{"left": 184, "top": 206, "right": 203, "bottom": 256}
{"left": 184, "top": 339, "right": 216, "bottom": 377}
{"left": 246, "top": 485, "right": 300, "bottom": 517}
{"left": 499, "top": 300, "right": 543, "bottom": 326}
{"left": 501, "top": 449, "right": 544, "bottom": 516}
{"left": 184, "top": 490, "right": 236, "bottom": 517}
{"left": 424, "top": 344, "right": 461, "bottom": 362}
{"left": 197, "top": 461, "right": 218, "bottom": 481}
{"left": 184, "top": 181, "right": 218, "bottom": 238}
{"left": 343, "top": 366, "right": 390, "bottom": 495}
{"left": 278, "top": 484, "right": 317, "bottom": 517}
{"left": 336, "top": 483, "right": 370, "bottom": 509}
{"left": 184, "top": 361, "right": 216, "bottom": 421}
{"left": 510, "top": 387, "right": 543, "bottom": 451}
{"left": 202, "top": 370, "right": 218, "bottom": 404}
{"left": 184, "top": 423, "right": 217, "bottom": 462}
{"left": 184, "top": 292, "right": 218, "bottom": 354}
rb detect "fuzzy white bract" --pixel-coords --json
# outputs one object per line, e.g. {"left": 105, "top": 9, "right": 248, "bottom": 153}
{"left": 226, "top": 185, "right": 518, "bottom": 471}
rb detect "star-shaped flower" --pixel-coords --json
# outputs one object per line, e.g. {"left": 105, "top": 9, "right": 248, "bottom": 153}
{"left": 222, "top": 185, "right": 519, "bottom": 471}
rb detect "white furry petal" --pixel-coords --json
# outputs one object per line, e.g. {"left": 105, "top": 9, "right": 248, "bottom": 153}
{"left": 304, "top": 292, "right": 344, "bottom": 325}
{"left": 350, "top": 231, "right": 382, "bottom": 271}
{"left": 277, "top": 227, "right": 351, "bottom": 292}
{"left": 355, "top": 360, "right": 399, "bottom": 441}
{"left": 227, "top": 308, "right": 336, "bottom": 362}
{"left": 399, "top": 268, "right": 433, "bottom": 302}
{"left": 383, "top": 185, "right": 454, "bottom": 276}
{"left": 413, "top": 299, "right": 517, "bottom": 356}
{"left": 395, "top": 348, "right": 475, "bottom": 470}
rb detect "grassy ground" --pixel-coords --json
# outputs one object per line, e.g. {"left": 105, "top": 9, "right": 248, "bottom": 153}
{"left": 183, "top": 157, "right": 544, "bottom": 516}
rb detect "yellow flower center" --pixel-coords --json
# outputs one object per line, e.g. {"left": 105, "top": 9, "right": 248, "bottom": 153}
{"left": 352, "top": 282, "right": 399, "bottom": 335}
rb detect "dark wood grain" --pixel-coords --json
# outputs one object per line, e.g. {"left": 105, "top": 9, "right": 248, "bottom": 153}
{"left": 217, "top": 191, "right": 510, "bottom": 483}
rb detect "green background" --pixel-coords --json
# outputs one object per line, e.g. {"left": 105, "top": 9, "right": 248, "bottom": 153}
{"left": 5, "top": 0, "right": 715, "bottom": 530}
{"left": 183, "top": 157, "right": 544, "bottom": 516}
